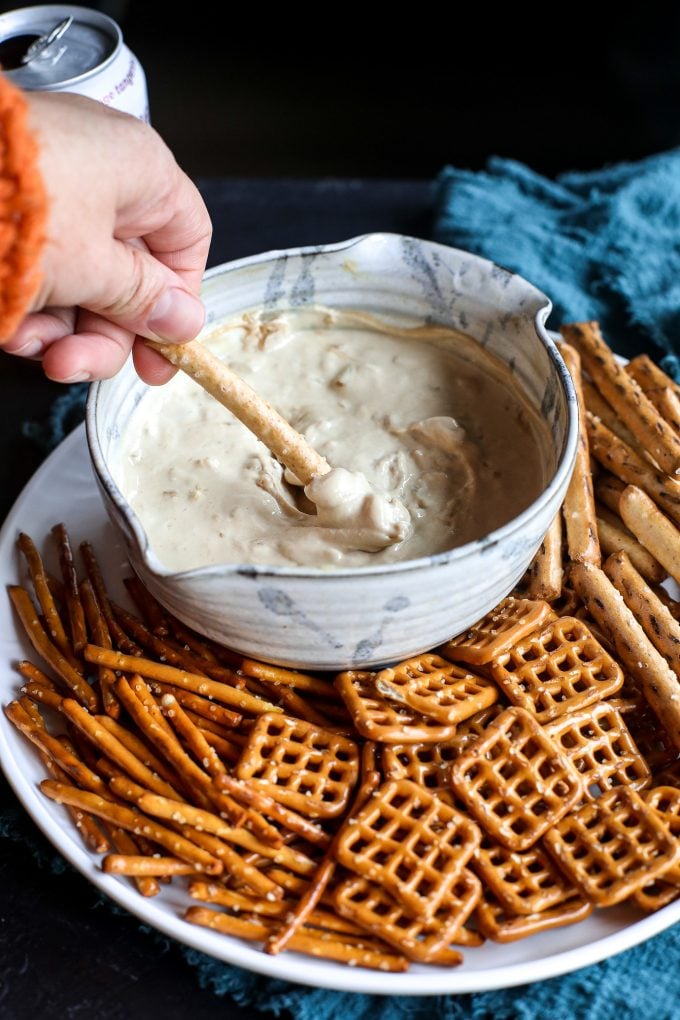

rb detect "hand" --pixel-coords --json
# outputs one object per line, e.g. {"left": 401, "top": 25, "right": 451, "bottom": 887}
{"left": 4, "top": 91, "right": 212, "bottom": 384}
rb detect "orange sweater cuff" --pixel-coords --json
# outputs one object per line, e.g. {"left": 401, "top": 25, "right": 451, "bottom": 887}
{"left": 0, "top": 75, "right": 47, "bottom": 343}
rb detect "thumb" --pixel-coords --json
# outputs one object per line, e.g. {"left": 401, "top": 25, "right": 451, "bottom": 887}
{"left": 92, "top": 239, "right": 206, "bottom": 343}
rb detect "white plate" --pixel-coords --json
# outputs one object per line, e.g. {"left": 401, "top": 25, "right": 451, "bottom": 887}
{"left": 1, "top": 423, "right": 679, "bottom": 996}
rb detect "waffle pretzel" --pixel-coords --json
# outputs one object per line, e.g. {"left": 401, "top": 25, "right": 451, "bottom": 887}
{"left": 472, "top": 833, "right": 582, "bottom": 916}
{"left": 489, "top": 616, "right": 623, "bottom": 724}
{"left": 634, "top": 785, "right": 680, "bottom": 912}
{"left": 440, "top": 597, "right": 555, "bottom": 666}
{"left": 333, "top": 869, "right": 480, "bottom": 963}
{"left": 543, "top": 786, "right": 680, "bottom": 906}
{"left": 381, "top": 740, "right": 460, "bottom": 803}
{"left": 544, "top": 701, "right": 651, "bottom": 797}
{"left": 235, "top": 712, "right": 359, "bottom": 818}
{"left": 334, "top": 670, "right": 456, "bottom": 744}
{"left": 475, "top": 889, "right": 593, "bottom": 943}
{"left": 334, "top": 778, "right": 481, "bottom": 921}
{"left": 374, "top": 654, "right": 499, "bottom": 726}
{"left": 449, "top": 706, "right": 584, "bottom": 851}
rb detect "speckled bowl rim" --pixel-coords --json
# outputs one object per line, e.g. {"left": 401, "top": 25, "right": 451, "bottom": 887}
{"left": 86, "top": 233, "right": 579, "bottom": 581}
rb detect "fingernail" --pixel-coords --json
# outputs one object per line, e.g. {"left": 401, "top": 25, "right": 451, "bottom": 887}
{"left": 148, "top": 288, "right": 205, "bottom": 342}
{"left": 60, "top": 370, "right": 91, "bottom": 383}
{"left": 12, "top": 337, "right": 43, "bottom": 357}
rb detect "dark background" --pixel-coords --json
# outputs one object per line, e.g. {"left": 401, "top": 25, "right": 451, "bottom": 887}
{"left": 4, "top": 1, "right": 680, "bottom": 180}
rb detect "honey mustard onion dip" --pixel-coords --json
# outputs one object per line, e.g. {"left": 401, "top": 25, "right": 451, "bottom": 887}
{"left": 114, "top": 307, "right": 551, "bottom": 570}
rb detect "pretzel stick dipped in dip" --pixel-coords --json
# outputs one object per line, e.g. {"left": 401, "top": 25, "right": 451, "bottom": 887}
{"left": 120, "top": 308, "right": 551, "bottom": 571}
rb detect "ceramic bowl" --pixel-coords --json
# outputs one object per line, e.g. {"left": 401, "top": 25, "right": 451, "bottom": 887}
{"left": 86, "top": 233, "right": 578, "bottom": 670}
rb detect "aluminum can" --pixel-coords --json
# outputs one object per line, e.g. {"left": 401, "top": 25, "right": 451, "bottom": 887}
{"left": 0, "top": 4, "right": 148, "bottom": 121}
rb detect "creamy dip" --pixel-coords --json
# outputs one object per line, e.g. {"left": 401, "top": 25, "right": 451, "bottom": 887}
{"left": 115, "top": 307, "right": 551, "bottom": 570}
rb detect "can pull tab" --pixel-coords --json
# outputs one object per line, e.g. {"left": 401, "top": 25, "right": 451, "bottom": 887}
{"left": 21, "top": 16, "right": 73, "bottom": 65}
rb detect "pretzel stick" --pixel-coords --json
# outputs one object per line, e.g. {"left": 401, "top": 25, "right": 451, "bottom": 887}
{"left": 581, "top": 378, "right": 643, "bottom": 453}
{"left": 147, "top": 338, "right": 331, "bottom": 486}
{"left": 619, "top": 485, "right": 680, "bottom": 585}
{"left": 595, "top": 505, "right": 666, "bottom": 584}
{"left": 85, "top": 646, "right": 280, "bottom": 715}
{"left": 264, "top": 769, "right": 381, "bottom": 955}
{"left": 150, "top": 681, "right": 241, "bottom": 729}
{"left": 114, "top": 677, "right": 216, "bottom": 802}
{"left": 165, "top": 617, "right": 220, "bottom": 662}
{"left": 570, "top": 562, "right": 680, "bottom": 751}
{"left": 61, "top": 698, "right": 182, "bottom": 800}
{"left": 80, "top": 541, "right": 142, "bottom": 656}
{"left": 188, "top": 882, "right": 364, "bottom": 936}
{"left": 179, "top": 829, "right": 284, "bottom": 898}
{"left": 562, "top": 321, "right": 680, "bottom": 475}
{"left": 158, "top": 693, "right": 226, "bottom": 778}
{"left": 103, "top": 855, "right": 196, "bottom": 877}
{"left": 559, "top": 343, "right": 600, "bottom": 565}
{"left": 18, "top": 532, "right": 71, "bottom": 659}
{"left": 4, "top": 700, "right": 108, "bottom": 794}
{"left": 626, "top": 354, "right": 680, "bottom": 412}
{"left": 525, "top": 513, "right": 563, "bottom": 600}
{"left": 123, "top": 575, "right": 169, "bottom": 635}
{"left": 38, "top": 748, "right": 110, "bottom": 853}
{"left": 628, "top": 353, "right": 680, "bottom": 399}
{"left": 116, "top": 676, "right": 267, "bottom": 835}
{"left": 51, "top": 524, "right": 88, "bottom": 654}
{"left": 20, "top": 680, "right": 64, "bottom": 713}
{"left": 193, "top": 725, "right": 241, "bottom": 764}
{"left": 79, "top": 579, "right": 119, "bottom": 719}
{"left": 40, "top": 779, "right": 223, "bottom": 873}
{"left": 185, "top": 907, "right": 409, "bottom": 971}
{"left": 95, "top": 714, "right": 184, "bottom": 787}
{"left": 586, "top": 414, "right": 680, "bottom": 527}
{"left": 124, "top": 788, "right": 287, "bottom": 895}
{"left": 234, "top": 659, "right": 339, "bottom": 699}
{"left": 103, "top": 824, "right": 161, "bottom": 896}
{"left": 243, "top": 675, "right": 331, "bottom": 728}
{"left": 111, "top": 601, "right": 245, "bottom": 689}
{"left": 214, "top": 774, "right": 331, "bottom": 849}
{"left": 594, "top": 473, "right": 626, "bottom": 515}
{"left": 9, "top": 587, "right": 97, "bottom": 711}
{"left": 605, "top": 551, "right": 680, "bottom": 678}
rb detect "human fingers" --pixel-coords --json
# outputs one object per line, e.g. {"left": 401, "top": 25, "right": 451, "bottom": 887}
{"left": 3, "top": 309, "right": 76, "bottom": 359}
{"left": 132, "top": 340, "right": 179, "bottom": 386}
{"left": 81, "top": 240, "right": 206, "bottom": 344}
{"left": 40, "top": 310, "right": 135, "bottom": 382}
{"left": 123, "top": 167, "right": 212, "bottom": 297}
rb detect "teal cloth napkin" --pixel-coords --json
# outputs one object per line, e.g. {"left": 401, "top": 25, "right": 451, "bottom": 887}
{"left": 434, "top": 149, "right": 680, "bottom": 377}
{"left": 8, "top": 151, "right": 680, "bottom": 1019}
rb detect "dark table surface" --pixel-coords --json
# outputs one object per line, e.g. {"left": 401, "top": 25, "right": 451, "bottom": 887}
{"left": 0, "top": 179, "right": 433, "bottom": 1020}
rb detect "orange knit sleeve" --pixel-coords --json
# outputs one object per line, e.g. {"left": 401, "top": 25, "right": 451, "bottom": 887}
{"left": 0, "top": 74, "right": 47, "bottom": 343}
